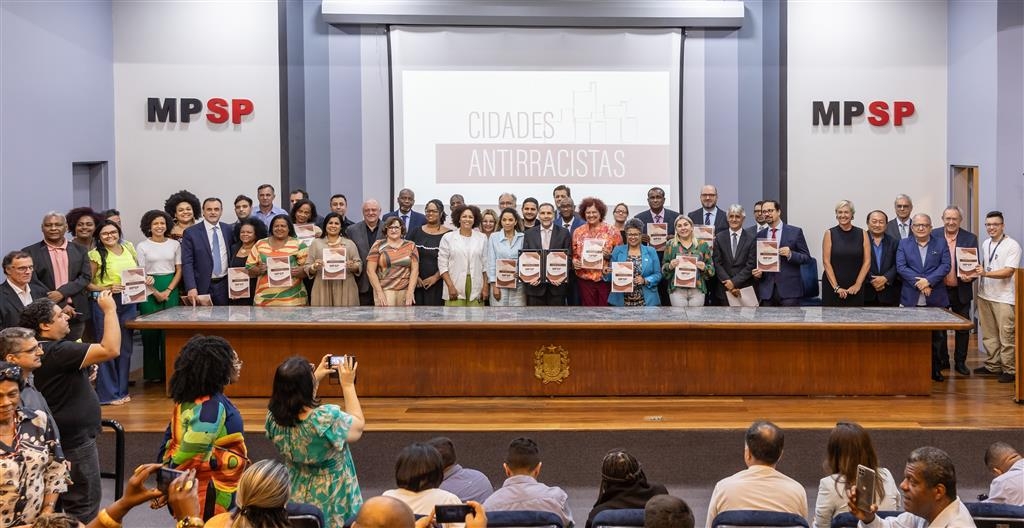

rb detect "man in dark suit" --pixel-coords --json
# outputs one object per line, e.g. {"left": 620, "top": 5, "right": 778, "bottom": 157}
{"left": 635, "top": 187, "right": 680, "bottom": 306}
{"left": 687, "top": 185, "right": 729, "bottom": 234}
{"left": 864, "top": 210, "right": 900, "bottom": 307}
{"left": 348, "top": 199, "right": 383, "bottom": 306}
{"left": 933, "top": 206, "right": 978, "bottom": 376}
{"left": 885, "top": 194, "right": 914, "bottom": 241}
{"left": 896, "top": 213, "right": 951, "bottom": 381}
{"left": 712, "top": 205, "right": 757, "bottom": 305}
{"left": 751, "top": 200, "right": 811, "bottom": 306}
{"left": 522, "top": 203, "right": 572, "bottom": 306}
{"left": 23, "top": 211, "right": 92, "bottom": 340}
{"left": 382, "top": 188, "right": 426, "bottom": 236}
{"left": 556, "top": 198, "right": 584, "bottom": 233}
{"left": 2, "top": 251, "right": 50, "bottom": 329}
{"left": 181, "top": 197, "right": 234, "bottom": 306}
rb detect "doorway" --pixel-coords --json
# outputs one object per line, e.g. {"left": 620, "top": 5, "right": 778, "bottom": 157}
{"left": 72, "top": 161, "right": 110, "bottom": 210}
{"left": 949, "top": 165, "right": 978, "bottom": 233}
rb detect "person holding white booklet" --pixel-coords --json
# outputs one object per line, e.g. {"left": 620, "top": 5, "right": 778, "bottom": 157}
{"left": 307, "top": 212, "right": 362, "bottom": 307}
{"left": 487, "top": 208, "right": 526, "bottom": 307}
{"left": 607, "top": 219, "right": 661, "bottom": 307}
{"left": 662, "top": 216, "right": 715, "bottom": 307}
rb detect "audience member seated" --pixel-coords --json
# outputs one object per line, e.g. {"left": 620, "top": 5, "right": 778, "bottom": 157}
{"left": 644, "top": 494, "right": 695, "bottom": 528}
{"left": 205, "top": 459, "right": 297, "bottom": 528}
{"left": 158, "top": 335, "right": 248, "bottom": 520}
{"left": 0, "top": 361, "right": 67, "bottom": 527}
{"left": 483, "top": 437, "right": 574, "bottom": 528}
{"left": 428, "top": 436, "right": 494, "bottom": 503}
{"left": 705, "top": 420, "right": 808, "bottom": 528}
{"left": 352, "top": 496, "right": 487, "bottom": 528}
{"left": 984, "top": 442, "right": 1023, "bottom": 505}
{"left": 587, "top": 449, "right": 668, "bottom": 528}
{"left": 814, "top": 422, "right": 902, "bottom": 528}
{"left": 847, "top": 446, "right": 976, "bottom": 527}
{"left": 266, "top": 355, "right": 365, "bottom": 527}
{"left": 383, "top": 443, "right": 464, "bottom": 523}
{"left": 21, "top": 293, "right": 121, "bottom": 524}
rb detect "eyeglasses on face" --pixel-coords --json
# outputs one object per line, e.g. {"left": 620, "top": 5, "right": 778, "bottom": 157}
{"left": 17, "top": 343, "right": 43, "bottom": 355}
{"left": 911, "top": 224, "right": 930, "bottom": 229}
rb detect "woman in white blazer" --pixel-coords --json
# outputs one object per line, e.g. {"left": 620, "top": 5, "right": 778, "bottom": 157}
{"left": 439, "top": 205, "right": 490, "bottom": 306}
{"left": 814, "top": 422, "right": 903, "bottom": 528}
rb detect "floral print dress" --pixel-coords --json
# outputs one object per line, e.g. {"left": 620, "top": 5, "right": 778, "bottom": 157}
{"left": 265, "top": 404, "right": 362, "bottom": 528}
{"left": 0, "top": 408, "right": 68, "bottom": 527}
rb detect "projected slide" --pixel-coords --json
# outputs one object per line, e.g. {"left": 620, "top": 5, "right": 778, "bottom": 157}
{"left": 401, "top": 70, "right": 672, "bottom": 205}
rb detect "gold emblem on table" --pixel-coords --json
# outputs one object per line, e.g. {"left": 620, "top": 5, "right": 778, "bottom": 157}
{"left": 534, "top": 345, "right": 569, "bottom": 384}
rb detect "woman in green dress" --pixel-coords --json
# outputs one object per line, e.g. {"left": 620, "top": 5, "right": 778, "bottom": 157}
{"left": 266, "top": 355, "right": 365, "bottom": 527}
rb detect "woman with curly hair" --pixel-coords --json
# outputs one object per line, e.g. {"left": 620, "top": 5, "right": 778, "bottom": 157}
{"left": 65, "top": 207, "right": 104, "bottom": 250}
{"left": 135, "top": 210, "right": 181, "bottom": 382}
{"left": 228, "top": 217, "right": 268, "bottom": 306}
{"left": 85, "top": 220, "right": 139, "bottom": 405}
{"left": 164, "top": 190, "right": 201, "bottom": 241}
{"left": 266, "top": 355, "right": 364, "bottom": 527}
{"left": 159, "top": 335, "right": 248, "bottom": 521}
{"left": 586, "top": 449, "right": 667, "bottom": 528}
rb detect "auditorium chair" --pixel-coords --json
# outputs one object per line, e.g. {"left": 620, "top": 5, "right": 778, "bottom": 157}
{"left": 711, "top": 509, "right": 809, "bottom": 528}
{"left": 965, "top": 502, "right": 1024, "bottom": 528}
{"left": 799, "top": 257, "right": 821, "bottom": 306}
{"left": 286, "top": 502, "right": 325, "bottom": 528}
{"left": 830, "top": 510, "right": 901, "bottom": 527}
{"left": 486, "top": 510, "right": 565, "bottom": 528}
{"left": 591, "top": 508, "right": 645, "bottom": 527}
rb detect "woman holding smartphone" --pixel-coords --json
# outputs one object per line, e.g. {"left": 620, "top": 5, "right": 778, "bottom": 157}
{"left": 266, "top": 355, "right": 365, "bottom": 527}
{"left": 813, "top": 422, "right": 901, "bottom": 528}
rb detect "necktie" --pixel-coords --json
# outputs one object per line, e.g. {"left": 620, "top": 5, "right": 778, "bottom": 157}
{"left": 900, "top": 223, "right": 907, "bottom": 238}
{"left": 401, "top": 214, "right": 409, "bottom": 229}
{"left": 705, "top": 211, "right": 711, "bottom": 225}
{"left": 542, "top": 229, "right": 551, "bottom": 250}
{"left": 211, "top": 226, "right": 223, "bottom": 276}
{"left": 771, "top": 228, "right": 777, "bottom": 241}
{"left": 564, "top": 220, "right": 571, "bottom": 230}
{"left": 654, "top": 213, "right": 662, "bottom": 224}
{"left": 732, "top": 233, "right": 738, "bottom": 255}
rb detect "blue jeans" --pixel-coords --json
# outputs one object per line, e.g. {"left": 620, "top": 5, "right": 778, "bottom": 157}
{"left": 61, "top": 437, "right": 102, "bottom": 523}
{"left": 90, "top": 295, "right": 137, "bottom": 403}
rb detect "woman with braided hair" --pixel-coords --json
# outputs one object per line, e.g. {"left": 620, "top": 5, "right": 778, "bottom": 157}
{"left": 585, "top": 449, "right": 668, "bottom": 528}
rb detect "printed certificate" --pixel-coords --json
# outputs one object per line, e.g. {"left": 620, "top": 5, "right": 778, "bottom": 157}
{"left": 611, "top": 261, "right": 635, "bottom": 293}
{"left": 228, "top": 267, "right": 251, "bottom": 299}
{"left": 322, "top": 247, "right": 347, "bottom": 280}
{"left": 267, "top": 256, "right": 293, "bottom": 288}
{"left": 756, "top": 240, "right": 780, "bottom": 272}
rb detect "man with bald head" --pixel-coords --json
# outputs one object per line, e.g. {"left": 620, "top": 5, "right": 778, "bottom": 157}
{"left": 352, "top": 496, "right": 487, "bottom": 528}
{"left": 896, "top": 213, "right": 951, "bottom": 381}
{"left": 687, "top": 185, "right": 728, "bottom": 234}
{"left": 348, "top": 199, "right": 383, "bottom": 305}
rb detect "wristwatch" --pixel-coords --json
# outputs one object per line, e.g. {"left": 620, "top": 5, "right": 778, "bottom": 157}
{"left": 834, "top": 286, "right": 840, "bottom": 293}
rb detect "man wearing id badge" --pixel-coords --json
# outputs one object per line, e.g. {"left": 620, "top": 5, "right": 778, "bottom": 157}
{"left": 974, "top": 211, "right": 1021, "bottom": 384}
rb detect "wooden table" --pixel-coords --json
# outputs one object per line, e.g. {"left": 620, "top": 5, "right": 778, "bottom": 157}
{"left": 128, "top": 306, "right": 972, "bottom": 398}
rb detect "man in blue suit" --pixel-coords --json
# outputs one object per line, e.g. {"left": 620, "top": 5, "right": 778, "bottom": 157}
{"left": 752, "top": 200, "right": 810, "bottom": 306}
{"left": 932, "top": 206, "right": 978, "bottom": 376}
{"left": 896, "top": 213, "right": 951, "bottom": 381}
{"left": 181, "top": 197, "right": 233, "bottom": 306}
{"left": 381, "top": 188, "right": 426, "bottom": 237}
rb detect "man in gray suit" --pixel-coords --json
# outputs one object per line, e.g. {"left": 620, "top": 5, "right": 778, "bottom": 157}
{"left": 347, "top": 199, "right": 382, "bottom": 306}
{"left": 712, "top": 205, "right": 757, "bottom": 305}
{"left": 885, "top": 194, "right": 914, "bottom": 240}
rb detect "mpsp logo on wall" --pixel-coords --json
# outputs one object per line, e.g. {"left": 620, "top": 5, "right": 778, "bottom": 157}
{"left": 812, "top": 100, "right": 915, "bottom": 126}
{"left": 147, "top": 97, "right": 254, "bottom": 124}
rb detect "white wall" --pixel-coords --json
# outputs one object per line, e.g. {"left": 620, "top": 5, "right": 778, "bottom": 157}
{"left": 788, "top": 1, "right": 948, "bottom": 263}
{"left": 113, "top": 1, "right": 280, "bottom": 243}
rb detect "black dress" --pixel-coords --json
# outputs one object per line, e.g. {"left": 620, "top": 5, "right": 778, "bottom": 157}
{"left": 408, "top": 227, "right": 448, "bottom": 306}
{"left": 228, "top": 243, "right": 257, "bottom": 306}
{"left": 822, "top": 225, "right": 866, "bottom": 306}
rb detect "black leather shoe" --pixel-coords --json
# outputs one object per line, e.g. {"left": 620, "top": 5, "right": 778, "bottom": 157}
{"left": 939, "top": 361, "right": 951, "bottom": 371}
{"left": 932, "top": 372, "right": 945, "bottom": 382}
{"left": 974, "top": 367, "right": 999, "bottom": 376}
{"left": 998, "top": 373, "right": 1016, "bottom": 383}
{"left": 954, "top": 363, "right": 970, "bottom": 376}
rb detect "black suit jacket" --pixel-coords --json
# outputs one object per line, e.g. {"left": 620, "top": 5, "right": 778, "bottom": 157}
{"left": 522, "top": 224, "right": 572, "bottom": 298}
{"left": 22, "top": 240, "right": 92, "bottom": 320}
{"left": 886, "top": 218, "right": 912, "bottom": 241}
{"left": 634, "top": 209, "right": 681, "bottom": 236}
{"left": 347, "top": 220, "right": 381, "bottom": 294}
{"left": 712, "top": 228, "right": 757, "bottom": 302}
{"left": 687, "top": 207, "right": 729, "bottom": 234}
{"left": 1, "top": 280, "right": 49, "bottom": 330}
{"left": 931, "top": 227, "right": 979, "bottom": 304}
{"left": 864, "top": 233, "right": 900, "bottom": 305}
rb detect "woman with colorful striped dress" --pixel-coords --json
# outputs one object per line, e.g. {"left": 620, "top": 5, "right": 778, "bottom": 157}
{"left": 246, "top": 214, "right": 309, "bottom": 306}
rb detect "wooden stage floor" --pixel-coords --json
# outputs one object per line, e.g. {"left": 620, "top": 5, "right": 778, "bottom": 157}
{"left": 103, "top": 343, "right": 1022, "bottom": 433}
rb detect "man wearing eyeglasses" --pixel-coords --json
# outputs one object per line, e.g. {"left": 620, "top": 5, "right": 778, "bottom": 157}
{"left": 886, "top": 194, "right": 915, "bottom": 240}
{"left": 973, "top": 211, "right": 1020, "bottom": 383}
{"left": 1, "top": 251, "right": 49, "bottom": 330}
{"left": 895, "top": 213, "right": 951, "bottom": 381}
{"left": 0, "top": 327, "right": 56, "bottom": 422}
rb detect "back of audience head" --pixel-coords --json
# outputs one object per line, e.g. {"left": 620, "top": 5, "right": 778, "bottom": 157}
{"left": 984, "top": 441, "right": 1020, "bottom": 476}
{"left": 825, "top": 422, "right": 881, "bottom": 495}
{"left": 395, "top": 442, "right": 445, "bottom": 492}
{"left": 644, "top": 494, "right": 694, "bottom": 528}
{"left": 352, "top": 496, "right": 416, "bottom": 528}
{"left": 168, "top": 335, "right": 238, "bottom": 403}
{"left": 233, "top": 459, "right": 292, "bottom": 528}
{"left": 745, "top": 420, "right": 784, "bottom": 466}
{"left": 30, "top": 513, "right": 83, "bottom": 528}
{"left": 268, "top": 356, "right": 319, "bottom": 427}
{"left": 600, "top": 449, "right": 648, "bottom": 495}
{"left": 426, "top": 436, "right": 457, "bottom": 470}
{"left": 504, "top": 437, "right": 541, "bottom": 475}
